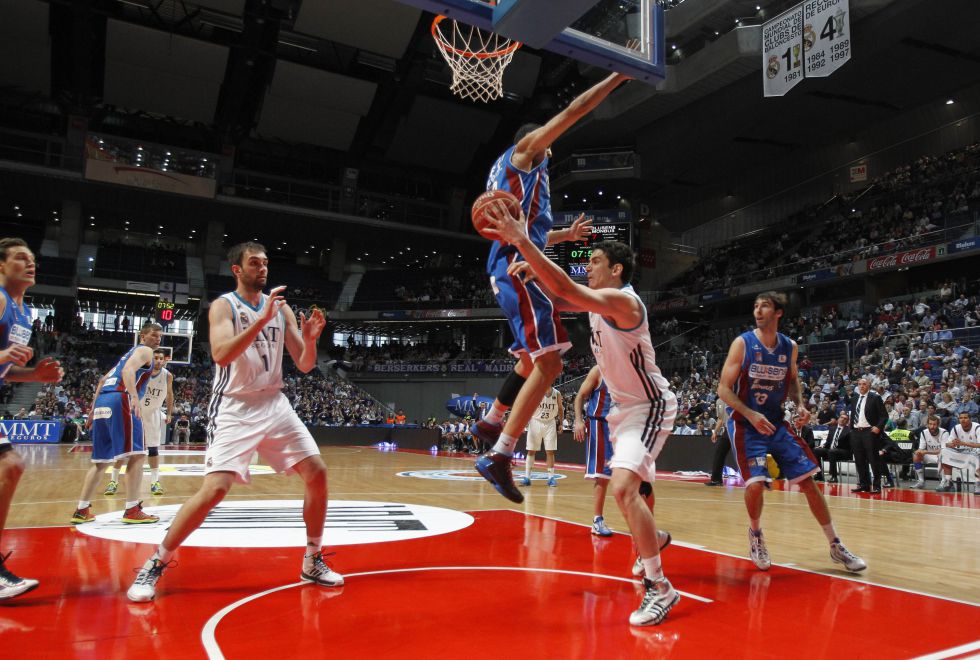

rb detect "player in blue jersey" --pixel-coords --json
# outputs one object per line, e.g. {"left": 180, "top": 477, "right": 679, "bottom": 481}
{"left": 573, "top": 365, "right": 615, "bottom": 536}
{"left": 0, "top": 237, "right": 63, "bottom": 600}
{"left": 473, "top": 71, "right": 631, "bottom": 503}
{"left": 72, "top": 323, "right": 164, "bottom": 526}
{"left": 717, "top": 292, "right": 866, "bottom": 573}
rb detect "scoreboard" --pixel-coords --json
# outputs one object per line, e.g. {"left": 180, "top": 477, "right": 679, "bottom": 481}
{"left": 545, "top": 209, "right": 633, "bottom": 281}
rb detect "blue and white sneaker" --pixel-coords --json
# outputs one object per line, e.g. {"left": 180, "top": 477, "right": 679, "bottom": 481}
{"left": 591, "top": 516, "right": 613, "bottom": 537}
{"left": 547, "top": 475, "right": 557, "bottom": 488}
{"left": 519, "top": 476, "right": 531, "bottom": 486}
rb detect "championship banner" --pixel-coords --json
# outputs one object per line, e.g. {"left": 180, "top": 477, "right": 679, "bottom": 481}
{"left": 2, "top": 419, "right": 63, "bottom": 444}
{"left": 762, "top": 4, "right": 804, "bottom": 97}
{"left": 803, "top": 0, "right": 850, "bottom": 77}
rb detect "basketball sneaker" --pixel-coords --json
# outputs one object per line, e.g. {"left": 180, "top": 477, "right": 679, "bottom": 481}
{"left": 0, "top": 552, "right": 39, "bottom": 601}
{"left": 104, "top": 480, "right": 118, "bottom": 496}
{"left": 632, "top": 531, "right": 672, "bottom": 576}
{"left": 910, "top": 480, "right": 925, "bottom": 489}
{"left": 592, "top": 516, "right": 613, "bottom": 537}
{"left": 470, "top": 419, "right": 502, "bottom": 446}
{"left": 301, "top": 551, "right": 345, "bottom": 587}
{"left": 935, "top": 482, "right": 955, "bottom": 493}
{"left": 547, "top": 475, "right": 557, "bottom": 488}
{"left": 150, "top": 481, "right": 164, "bottom": 496}
{"left": 71, "top": 507, "right": 95, "bottom": 524}
{"left": 123, "top": 501, "right": 159, "bottom": 524}
{"left": 474, "top": 452, "right": 524, "bottom": 503}
{"left": 127, "top": 557, "right": 174, "bottom": 602}
{"left": 629, "top": 577, "right": 680, "bottom": 626}
{"left": 830, "top": 541, "right": 867, "bottom": 572}
{"left": 748, "top": 529, "right": 771, "bottom": 571}
{"left": 519, "top": 475, "right": 531, "bottom": 487}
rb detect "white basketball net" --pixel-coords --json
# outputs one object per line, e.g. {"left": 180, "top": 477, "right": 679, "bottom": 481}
{"left": 432, "top": 17, "right": 520, "bottom": 103}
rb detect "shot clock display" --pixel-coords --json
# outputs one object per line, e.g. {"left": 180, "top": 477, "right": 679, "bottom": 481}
{"left": 545, "top": 210, "right": 632, "bottom": 281}
{"left": 156, "top": 297, "right": 176, "bottom": 324}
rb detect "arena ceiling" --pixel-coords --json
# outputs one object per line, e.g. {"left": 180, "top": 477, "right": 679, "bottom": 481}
{"left": 1, "top": 0, "right": 980, "bottom": 244}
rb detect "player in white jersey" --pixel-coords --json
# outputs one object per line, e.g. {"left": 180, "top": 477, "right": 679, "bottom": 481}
{"left": 936, "top": 411, "right": 980, "bottom": 493}
{"left": 128, "top": 241, "right": 342, "bottom": 602}
{"left": 142, "top": 349, "right": 173, "bottom": 495}
{"left": 102, "top": 348, "right": 173, "bottom": 497}
{"left": 483, "top": 204, "right": 678, "bottom": 627}
{"left": 910, "top": 415, "right": 948, "bottom": 488}
{"left": 521, "top": 387, "right": 563, "bottom": 487}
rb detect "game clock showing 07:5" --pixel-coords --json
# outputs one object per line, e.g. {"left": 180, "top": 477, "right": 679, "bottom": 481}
{"left": 544, "top": 221, "right": 633, "bottom": 281}
{"left": 156, "top": 297, "right": 176, "bottom": 325}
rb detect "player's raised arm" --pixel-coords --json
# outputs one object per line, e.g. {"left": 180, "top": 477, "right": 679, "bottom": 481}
{"left": 283, "top": 305, "right": 325, "bottom": 373}
{"left": 484, "top": 201, "right": 640, "bottom": 328}
{"left": 511, "top": 72, "right": 628, "bottom": 171}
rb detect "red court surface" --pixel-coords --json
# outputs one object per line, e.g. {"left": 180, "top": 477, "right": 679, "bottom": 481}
{"left": 1, "top": 509, "right": 978, "bottom": 659}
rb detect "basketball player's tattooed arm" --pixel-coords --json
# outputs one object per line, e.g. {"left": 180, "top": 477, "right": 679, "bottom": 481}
{"left": 717, "top": 338, "right": 777, "bottom": 436}
{"left": 209, "top": 286, "right": 286, "bottom": 367}
{"left": 574, "top": 366, "right": 601, "bottom": 442}
{"left": 282, "top": 305, "right": 326, "bottom": 373}
{"left": 121, "top": 346, "right": 154, "bottom": 419}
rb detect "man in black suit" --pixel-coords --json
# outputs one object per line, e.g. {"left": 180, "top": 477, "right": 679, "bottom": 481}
{"left": 850, "top": 378, "right": 889, "bottom": 493}
{"left": 813, "top": 412, "right": 852, "bottom": 483}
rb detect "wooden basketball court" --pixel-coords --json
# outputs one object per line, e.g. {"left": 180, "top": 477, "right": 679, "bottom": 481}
{"left": 3, "top": 442, "right": 979, "bottom": 658}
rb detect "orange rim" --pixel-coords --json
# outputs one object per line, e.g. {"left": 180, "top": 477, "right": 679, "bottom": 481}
{"left": 431, "top": 15, "right": 521, "bottom": 60}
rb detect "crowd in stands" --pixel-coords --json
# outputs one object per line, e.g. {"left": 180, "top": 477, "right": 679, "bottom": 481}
{"left": 667, "top": 140, "right": 980, "bottom": 295}
{"left": 393, "top": 270, "right": 496, "bottom": 309}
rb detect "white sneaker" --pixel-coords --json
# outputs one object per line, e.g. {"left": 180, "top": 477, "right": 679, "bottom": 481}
{"left": 910, "top": 480, "right": 925, "bottom": 489}
{"left": 748, "top": 529, "right": 771, "bottom": 571}
{"left": 629, "top": 577, "right": 680, "bottom": 626}
{"left": 830, "top": 542, "right": 867, "bottom": 572}
{"left": 127, "top": 557, "right": 171, "bottom": 602}
{"left": 0, "top": 552, "right": 38, "bottom": 601}
{"left": 301, "top": 551, "right": 344, "bottom": 587}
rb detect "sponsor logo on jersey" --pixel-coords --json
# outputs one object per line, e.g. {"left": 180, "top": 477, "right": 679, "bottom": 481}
{"left": 92, "top": 407, "right": 113, "bottom": 420}
{"left": 748, "top": 363, "right": 788, "bottom": 381}
{"left": 778, "top": 354, "right": 787, "bottom": 363}
{"left": 74, "top": 499, "right": 473, "bottom": 548}
{"left": 8, "top": 324, "right": 31, "bottom": 345}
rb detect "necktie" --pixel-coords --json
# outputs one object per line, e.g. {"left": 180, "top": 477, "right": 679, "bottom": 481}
{"left": 831, "top": 427, "right": 840, "bottom": 449}
{"left": 857, "top": 395, "right": 865, "bottom": 424}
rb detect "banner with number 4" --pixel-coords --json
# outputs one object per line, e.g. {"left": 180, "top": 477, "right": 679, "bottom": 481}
{"left": 803, "top": 0, "right": 850, "bottom": 78}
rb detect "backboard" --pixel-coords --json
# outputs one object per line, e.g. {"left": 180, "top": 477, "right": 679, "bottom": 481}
{"left": 396, "top": 0, "right": 665, "bottom": 84}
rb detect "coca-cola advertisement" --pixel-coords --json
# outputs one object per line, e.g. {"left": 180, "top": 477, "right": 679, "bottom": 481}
{"left": 866, "top": 246, "right": 936, "bottom": 272}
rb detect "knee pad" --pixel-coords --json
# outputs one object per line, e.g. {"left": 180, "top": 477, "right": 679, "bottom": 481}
{"left": 638, "top": 481, "right": 652, "bottom": 497}
{"left": 148, "top": 447, "right": 159, "bottom": 458}
{"left": 497, "top": 370, "right": 528, "bottom": 408}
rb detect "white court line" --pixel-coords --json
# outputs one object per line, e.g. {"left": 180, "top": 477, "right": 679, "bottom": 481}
{"left": 200, "top": 565, "right": 713, "bottom": 659}
{"left": 909, "top": 639, "right": 980, "bottom": 660}
{"left": 476, "top": 509, "right": 980, "bottom": 608}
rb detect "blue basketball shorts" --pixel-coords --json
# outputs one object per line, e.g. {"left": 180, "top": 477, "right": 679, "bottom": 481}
{"left": 90, "top": 392, "right": 145, "bottom": 463}
{"left": 489, "top": 258, "right": 570, "bottom": 359}
{"left": 584, "top": 417, "right": 613, "bottom": 479}
{"left": 726, "top": 419, "right": 819, "bottom": 485}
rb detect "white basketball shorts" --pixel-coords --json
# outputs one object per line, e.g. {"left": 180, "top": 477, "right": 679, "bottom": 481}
{"left": 206, "top": 392, "right": 320, "bottom": 484}
{"left": 940, "top": 447, "right": 979, "bottom": 473}
{"left": 142, "top": 410, "right": 164, "bottom": 448}
{"left": 526, "top": 419, "right": 558, "bottom": 451}
{"left": 606, "top": 393, "right": 677, "bottom": 483}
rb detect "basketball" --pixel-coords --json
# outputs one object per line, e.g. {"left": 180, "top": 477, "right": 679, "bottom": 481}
{"left": 471, "top": 189, "right": 521, "bottom": 241}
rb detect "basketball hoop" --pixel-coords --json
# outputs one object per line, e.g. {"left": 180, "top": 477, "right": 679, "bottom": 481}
{"left": 431, "top": 14, "right": 521, "bottom": 103}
